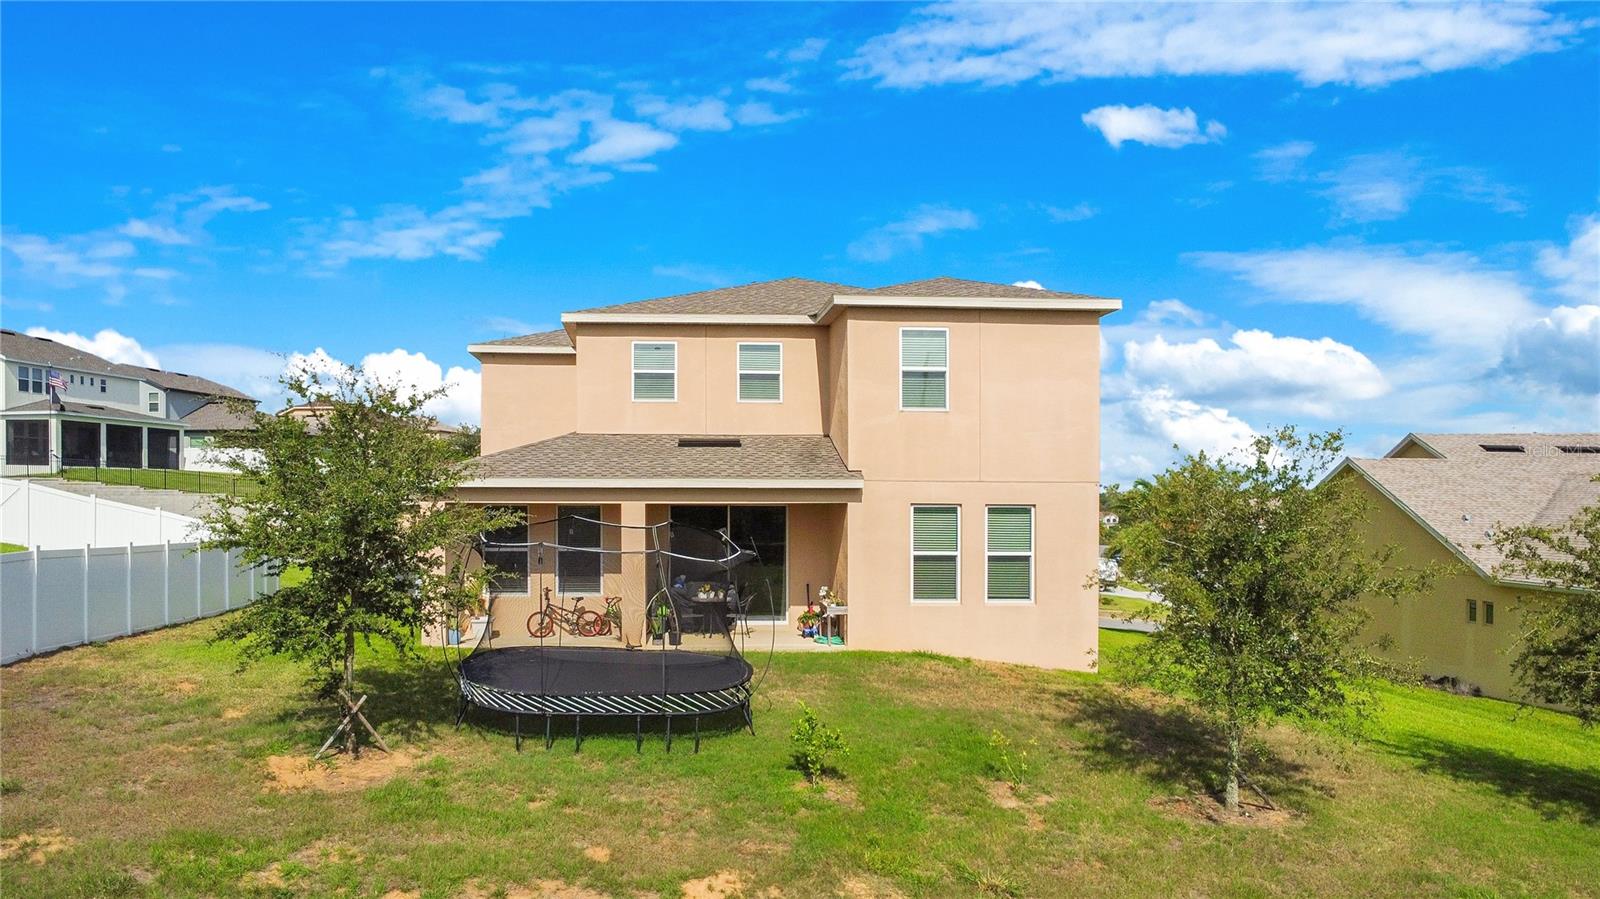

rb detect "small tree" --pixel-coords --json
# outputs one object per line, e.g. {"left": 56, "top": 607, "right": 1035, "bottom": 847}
{"left": 201, "top": 364, "right": 513, "bottom": 756}
{"left": 1112, "top": 428, "right": 1427, "bottom": 811}
{"left": 1492, "top": 476, "right": 1600, "bottom": 724}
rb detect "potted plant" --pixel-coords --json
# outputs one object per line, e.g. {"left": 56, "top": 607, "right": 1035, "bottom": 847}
{"left": 797, "top": 607, "right": 820, "bottom": 638}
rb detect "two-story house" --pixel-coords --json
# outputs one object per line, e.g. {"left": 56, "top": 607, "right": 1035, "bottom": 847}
{"left": 458, "top": 277, "right": 1118, "bottom": 669}
{"left": 1, "top": 328, "right": 256, "bottom": 476}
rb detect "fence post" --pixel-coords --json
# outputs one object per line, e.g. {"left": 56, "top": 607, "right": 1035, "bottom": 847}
{"left": 163, "top": 541, "right": 171, "bottom": 625}
{"left": 157, "top": 506, "right": 163, "bottom": 543}
{"left": 30, "top": 545, "right": 39, "bottom": 656}
{"left": 224, "top": 549, "right": 232, "bottom": 611}
{"left": 250, "top": 561, "right": 257, "bottom": 602}
{"left": 126, "top": 542, "right": 134, "bottom": 634}
{"left": 195, "top": 543, "right": 202, "bottom": 619}
{"left": 90, "top": 493, "right": 99, "bottom": 546}
{"left": 82, "top": 544, "right": 90, "bottom": 644}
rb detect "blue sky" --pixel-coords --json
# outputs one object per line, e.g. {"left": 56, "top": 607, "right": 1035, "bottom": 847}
{"left": 3, "top": 2, "right": 1596, "bottom": 482}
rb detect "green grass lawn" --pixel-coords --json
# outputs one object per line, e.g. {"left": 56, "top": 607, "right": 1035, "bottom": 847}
{"left": 57, "top": 466, "right": 257, "bottom": 496}
{"left": 1098, "top": 593, "right": 1168, "bottom": 622}
{"left": 0, "top": 542, "right": 26, "bottom": 554}
{"left": 2, "top": 623, "right": 1596, "bottom": 898}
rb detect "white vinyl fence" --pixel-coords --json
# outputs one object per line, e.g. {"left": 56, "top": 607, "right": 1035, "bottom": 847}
{"left": 0, "top": 542, "right": 278, "bottom": 665}
{"left": 1, "top": 478, "right": 206, "bottom": 550}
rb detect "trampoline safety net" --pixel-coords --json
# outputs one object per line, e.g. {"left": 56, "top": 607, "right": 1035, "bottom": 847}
{"left": 455, "top": 512, "right": 759, "bottom": 744}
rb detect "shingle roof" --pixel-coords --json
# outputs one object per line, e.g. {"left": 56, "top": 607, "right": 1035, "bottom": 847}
{"left": 0, "top": 328, "right": 254, "bottom": 400}
{"left": 112, "top": 365, "right": 253, "bottom": 401}
{"left": 7, "top": 399, "right": 173, "bottom": 425}
{"left": 469, "top": 432, "right": 860, "bottom": 483}
{"left": 866, "top": 276, "right": 1109, "bottom": 301}
{"left": 181, "top": 401, "right": 257, "bottom": 431}
{"left": 1400, "top": 432, "right": 1600, "bottom": 459}
{"left": 1348, "top": 451, "right": 1600, "bottom": 582}
{"left": 572, "top": 278, "right": 864, "bottom": 317}
{"left": 473, "top": 329, "right": 573, "bottom": 348}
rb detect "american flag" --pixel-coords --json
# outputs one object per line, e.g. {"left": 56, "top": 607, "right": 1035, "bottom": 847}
{"left": 47, "top": 370, "right": 67, "bottom": 391}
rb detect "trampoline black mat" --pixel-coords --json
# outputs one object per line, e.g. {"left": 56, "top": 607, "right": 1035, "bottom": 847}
{"left": 459, "top": 647, "right": 753, "bottom": 716}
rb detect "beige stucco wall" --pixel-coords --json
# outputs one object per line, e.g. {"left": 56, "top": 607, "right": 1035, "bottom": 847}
{"left": 570, "top": 324, "right": 828, "bottom": 435}
{"left": 1347, "top": 473, "right": 1548, "bottom": 700}
{"left": 479, "top": 355, "right": 577, "bottom": 454}
{"left": 845, "top": 480, "right": 1100, "bottom": 670}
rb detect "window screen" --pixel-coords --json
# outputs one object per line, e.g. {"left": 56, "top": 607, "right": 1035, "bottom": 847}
{"left": 911, "top": 505, "right": 959, "bottom": 602}
{"left": 901, "top": 329, "right": 949, "bottom": 410}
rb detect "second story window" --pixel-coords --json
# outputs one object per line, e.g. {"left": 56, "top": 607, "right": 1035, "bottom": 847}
{"left": 148, "top": 392, "right": 160, "bottom": 413}
{"left": 18, "top": 366, "right": 45, "bottom": 394}
{"left": 632, "top": 341, "right": 677, "bottom": 402}
{"left": 737, "top": 342, "right": 782, "bottom": 402}
{"left": 100, "top": 378, "right": 107, "bottom": 393}
{"left": 900, "top": 327, "right": 948, "bottom": 411}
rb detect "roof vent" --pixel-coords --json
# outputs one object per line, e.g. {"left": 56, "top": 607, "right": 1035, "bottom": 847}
{"left": 677, "top": 437, "right": 741, "bottom": 448}
{"left": 1557, "top": 445, "right": 1600, "bottom": 454}
{"left": 1479, "top": 444, "right": 1525, "bottom": 453}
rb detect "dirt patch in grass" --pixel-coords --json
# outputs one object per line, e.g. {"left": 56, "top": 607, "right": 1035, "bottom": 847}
{"left": 681, "top": 869, "right": 745, "bottom": 898}
{"left": 171, "top": 679, "right": 198, "bottom": 696}
{"left": 0, "top": 828, "right": 77, "bottom": 865}
{"left": 839, "top": 875, "right": 908, "bottom": 898}
{"left": 582, "top": 844, "right": 612, "bottom": 863}
{"left": 264, "top": 749, "right": 419, "bottom": 793}
{"left": 985, "top": 780, "right": 1055, "bottom": 829}
{"left": 792, "top": 777, "right": 859, "bottom": 808}
{"left": 221, "top": 706, "right": 248, "bottom": 720}
{"left": 382, "top": 891, "right": 421, "bottom": 899}
{"left": 1148, "top": 793, "right": 1300, "bottom": 828}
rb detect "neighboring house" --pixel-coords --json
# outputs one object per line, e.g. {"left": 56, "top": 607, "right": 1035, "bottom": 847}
{"left": 281, "top": 401, "right": 465, "bottom": 437}
{"left": 0, "top": 329, "right": 256, "bottom": 476}
{"left": 1337, "top": 432, "right": 1600, "bottom": 700}
{"left": 458, "top": 277, "right": 1118, "bottom": 669}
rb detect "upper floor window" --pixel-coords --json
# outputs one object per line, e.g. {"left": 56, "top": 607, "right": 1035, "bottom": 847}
{"left": 737, "top": 342, "right": 782, "bottom": 403}
{"left": 632, "top": 341, "right": 677, "bottom": 402}
{"left": 148, "top": 392, "right": 160, "bottom": 413}
{"left": 17, "top": 366, "right": 45, "bottom": 394}
{"left": 900, "top": 328, "right": 948, "bottom": 411}
{"left": 986, "top": 506, "right": 1034, "bottom": 603}
{"left": 100, "top": 378, "right": 107, "bottom": 393}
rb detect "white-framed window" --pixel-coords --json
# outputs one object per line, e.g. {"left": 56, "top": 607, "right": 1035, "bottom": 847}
{"left": 737, "top": 342, "right": 782, "bottom": 402}
{"left": 17, "top": 366, "right": 45, "bottom": 394}
{"left": 986, "top": 506, "right": 1034, "bottom": 603}
{"left": 910, "top": 504, "right": 960, "bottom": 603}
{"left": 148, "top": 392, "right": 160, "bottom": 413}
{"left": 632, "top": 341, "right": 677, "bottom": 402}
{"left": 100, "top": 378, "right": 107, "bottom": 393}
{"left": 900, "top": 327, "right": 949, "bottom": 411}
{"left": 484, "top": 507, "right": 529, "bottom": 595}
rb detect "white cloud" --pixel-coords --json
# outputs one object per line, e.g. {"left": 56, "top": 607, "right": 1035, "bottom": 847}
{"left": 570, "top": 119, "right": 679, "bottom": 165}
{"left": 1081, "top": 105, "right": 1225, "bottom": 149}
{"left": 731, "top": 101, "right": 805, "bottom": 126}
{"left": 1143, "top": 299, "right": 1208, "bottom": 326}
{"left": 1318, "top": 152, "right": 1523, "bottom": 222}
{"left": 1012, "top": 280, "right": 1045, "bottom": 290}
{"left": 773, "top": 37, "right": 828, "bottom": 63}
{"left": 360, "top": 348, "right": 481, "bottom": 426}
{"left": 119, "top": 219, "right": 192, "bottom": 246}
{"left": 1130, "top": 389, "right": 1258, "bottom": 460}
{"left": 24, "top": 326, "right": 160, "bottom": 367}
{"left": 1190, "top": 245, "right": 1539, "bottom": 357}
{"left": 1503, "top": 305, "right": 1600, "bottom": 397}
{"left": 1123, "top": 329, "right": 1389, "bottom": 416}
{"left": 483, "top": 316, "right": 541, "bottom": 336}
{"left": 653, "top": 263, "right": 739, "bottom": 286}
{"left": 847, "top": 204, "right": 979, "bottom": 262}
{"left": 1538, "top": 214, "right": 1600, "bottom": 303}
{"left": 158, "top": 342, "right": 289, "bottom": 404}
{"left": 318, "top": 207, "right": 505, "bottom": 265}
{"left": 3, "top": 233, "right": 124, "bottom": 280}
{"left": 847, "top": 3, "right": 1583, "bottom": 88}
{"left": 1043, "top": 202, "right": 1097, "bottom": 222}
{"left": 1255, "top": 140, "right": 1316, "bottom": 182}
{"left": 745, "top": 77, "right": 794, "bottom": 95}
{"left": 634, "top": 96, "right": 732, "bottom": 132}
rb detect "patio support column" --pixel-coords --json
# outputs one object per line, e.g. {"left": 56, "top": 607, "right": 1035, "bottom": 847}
{"left": 619, "top": 502, "right": 649, "bottom": 649}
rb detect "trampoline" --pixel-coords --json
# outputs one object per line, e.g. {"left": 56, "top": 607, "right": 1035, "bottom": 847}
{"left": 452, "top": 512, "right": 767, "bottom": 752}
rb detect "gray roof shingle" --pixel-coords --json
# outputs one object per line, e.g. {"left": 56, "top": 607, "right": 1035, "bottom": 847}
{"left": 1348, "top": 450, "right": 1600, "bottom": 581}
{"left": 8, "top": 399, "right": 174, "bottom": 425}
{"left": 866, "top": 276, "right": 1109, "bottom": 301}
{"left": 1, "top": 329, "right": 254, "bottom": 400}
{"left": 473, "top": 329, "right": 573, "bottom": 349}
{"left": 181, "top": 401, "right": 258, "bottom": 431}
{"left": 571, "top": 277, "right": 863, "bottom": 317}
{"left": 1402, "top": 432, "right": 1600, "bottom": 459}
{"left": 469, "top": 432, "right": 860, "bottom": 482}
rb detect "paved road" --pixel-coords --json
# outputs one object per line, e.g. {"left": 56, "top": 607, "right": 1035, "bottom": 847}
{"left": 1099, "top": 617, "right": 1160, "bottom": 633}
{"left": 1102, "top": 585, "right": 1165, "bottom": 603}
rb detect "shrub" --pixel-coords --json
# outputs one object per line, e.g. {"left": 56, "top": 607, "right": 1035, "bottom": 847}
{"left": 790, "top": 702, "right": 848, "bottom": 783}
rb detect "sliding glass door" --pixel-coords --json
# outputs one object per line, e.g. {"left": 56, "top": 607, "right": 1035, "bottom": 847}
{"left": 668, "top": 505, "right": 786, "bottom": 620}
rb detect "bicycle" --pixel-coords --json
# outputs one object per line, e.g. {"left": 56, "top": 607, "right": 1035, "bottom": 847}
{"left": 526, "top": 587, "right": 606, "bottom": 638}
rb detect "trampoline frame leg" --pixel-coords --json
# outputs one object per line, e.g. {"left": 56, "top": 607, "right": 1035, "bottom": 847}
{"left": 743, "top": 700, "right": 756, "bottom": 736}
{"left": 666, "top": 716, "right": 673, "bottom": 753}
{"left": 514, "top": 714, "right": 522, "bottom": 753}
{"left": 635, "top": 715, "right": 642, "bottom": 753}
{"left": 454, "top": 696, "right": 468, "bottom": 730}
{"left": 545, "top": 715, "right": 553, "bottom": 751}
{"left": 694, "top": 716, "right": 701, "bottom": 754}
{"left": 575, "top": 715, "right": 582, "bottom": 754}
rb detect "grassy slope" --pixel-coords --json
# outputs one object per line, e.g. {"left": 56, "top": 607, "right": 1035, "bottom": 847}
{"left": 1, "top": 624, "right": 1595, "bottom": 898}
{"left": 1098, "top": 594, "right": 1167, "bottom": 621}
{"left": 0, "top": 542, "right": 26, "bottom": 554}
